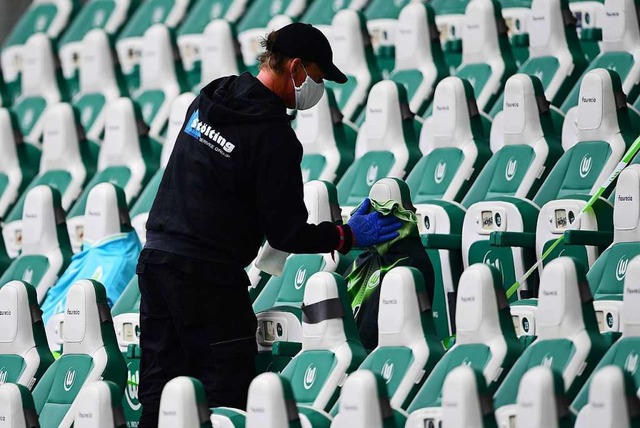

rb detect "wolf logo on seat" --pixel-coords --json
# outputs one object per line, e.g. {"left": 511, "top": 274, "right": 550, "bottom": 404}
{"left": 616, "top": 257, "right": 629, "bottom": 282}
{"left": 434, "top": 161, "right": 447, "bottom": 184}
{"left": 0, "top": 367, "right": 7, "bottom": 384}
{"left": 126, "top": 365, "right": 141, "bottom": 411}
{"left": 294, "top": 266, "right": 307, "bottom": 290}
{"left": 381, "top": 360, "right": 394, "bottom": 384}
{"left": 63, "top": 367, "right": 76, "bottom": 392}
{"left": 366, "top": 164, "right": 378, "bottom": 186}
{"left": 505, "top": 158, "right": 517, "bottom": 182}
{"left": 579, "top": 154, "right": 592, "bottom": 178}
{"left": 625, "top": 352, "right": 638, "bottom": 375}
{"left": 303, "top": 364, "right": 317, "bottom": 390}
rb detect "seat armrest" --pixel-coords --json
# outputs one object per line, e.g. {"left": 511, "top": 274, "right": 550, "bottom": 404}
{"left": 562, "top": 230, "right": 613, "bottom": 247}
{"left": 421, "top": 234, "right": 462, "bottom": 250}
{"left": 489, "top": 232, "right": 536, "bottom": 248}
{"left": 272, "top": 341, "right": 302, "bottom": 357}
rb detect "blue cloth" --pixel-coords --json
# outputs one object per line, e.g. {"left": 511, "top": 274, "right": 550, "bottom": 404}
{"left": 41, "top": 231, "right": 141, "bottom": 324}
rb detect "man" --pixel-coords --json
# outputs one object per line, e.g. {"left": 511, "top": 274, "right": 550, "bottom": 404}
{"left": 137, "top": 23, "right": 401, "bottom": 426}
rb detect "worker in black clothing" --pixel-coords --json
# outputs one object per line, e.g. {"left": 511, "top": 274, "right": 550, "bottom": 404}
{"left": 137, "top": 23, "right": 402, "bottom": 427}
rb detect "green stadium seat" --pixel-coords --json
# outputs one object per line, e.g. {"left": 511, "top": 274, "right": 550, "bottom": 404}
{"left": 356, "top": 266, "right": 444, "bottom": 410}
{"left": 31, "top": 279, "right": 127, "bottom": 428}
{"left": 176, "top": 0, "right": 250, "bottom": 87}
{"left": 430, "top": 0, "right": 470, "bottom": 73}
{"left": 440, "top": 366, "right": 498, "bottom": 428}
{"left": 499, "top": 0, "right": 533, "bottom": 66}
{"left": 0, "top": 186, "right": 73, "bottom": 303}
{"left": 10, "top": 33, "right": 66, "bottom": 144}
{"left": 1, "top": 0, "right": 78, "bottom": 96}
{"left": 325, "top": 9, "right": 382, "bottom": 124}
{"left": 515, "top": 366, "right": 574, "bottom": 428}
{"left": 405, "top": 264, "right": 522, "bottom": 427}
{"left": 57, "top": 0, "right": 138, "bottom": 94}
{"left": 72, "top": 380, "right": 127, "bottom": 428}
{"left": 574, "top": 366, "right": 640, "bottom": 427}
{"left": 300, "top": 0, "right": 366, "bottom": 36}
{"left": 569, "top": 0, "right": 606, "bottom": 61}
{"left": 561, "top": 0, "right": 640, "bottom": 117}
{"left": 454, "top": 0, "right": 518, "bottom": 113}
{"left": 294, "top": 89, "right": 356, "bottom": 184}
{"left": 0, "top": 281, "right": 54, "bottom": 390}
{"left": 489, "top": 0, "right": 589, "bottom": 120}
{"left": 236, "top": 0, "right": 310, "bottom": 74}
{"left": 0, "top": 108, "right": 40, "bottom": 221}
{"left": 193, "top": 20, "right": 245, "bottom": 91}
{"left": 388, "top": 2, "right": 449, "bottom": 117}
{"left": 65, "top": 97, "right": 159, "bottom": 252}
{"left": 363, "top": 0, "right": 413, "bottom": 77}
{"left": 130, "top": 92, "right": 195, "bottom": 243}
{"left": 115, "top": 0, "right": 192, "bottom": 92}
{"left": 331, "top": 370, "right": 408, "bottom": 428}
{"left": 157, "top": 376, "right": 212, "bottom": 428}
{"left": 2, "top": 104, "right": 99, "bottom": 258}
{"left": 72, "top": 29, "right": 126, "bottom": 140}
{"left": 0, "top": 382, "right": 39, "bottom": 428}
{"left": 336, "top": 80, "right": 420, "bottom": 218}
{"left": 493, "top": 257, "right": 607, "bottom": 425}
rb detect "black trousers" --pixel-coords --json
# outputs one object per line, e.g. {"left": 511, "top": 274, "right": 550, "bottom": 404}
{"left": 137, "top": 253, "right": 257, "bottom": 427}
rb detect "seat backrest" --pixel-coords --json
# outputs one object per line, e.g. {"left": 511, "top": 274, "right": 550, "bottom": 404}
{"left": 462, "top": 74, "right": 560, "bottom": 207}
{"left": 575, "top": 366, "right": 637, "bottom": 428}
{"left": 622, "top": 255, "right": 640, "bottom": 338}
{"left": 0, "top": 108, "right": 23, "bottom": 218}
{"left": 534, "top": 69, "right": 632, "bottom": 206}
{"left": 326, "top": 9, "right": 381, "bottom": 122}
{"left": 20, "top": 33, "right": 61, "bottom": 102}
{"left": 336, "top": 80, "right": 418, "bottom": 208}
{"left": 281, "top": 272, "right": 366, "bottom": 411}
{"left": 441, "top": 366, "right": 496, "bottom": 428}
{"left": 245, "top": 373, "right": 299, "bottom": 428}
{"left": 456, "top": 0, "right": 517, "bottom": 112}
{"left": 408, "top": 76, "right": 488, "bottom": 204}
{"left": 516, "top": 366, "right": 571, "bottom": 428}
{"left": 0, "top": 382, "right": 39, "bottom": 428}
{"left": 363, "top": 0, "right": 413, "bottom": 75}
{"left": 83, "top": 182, "right": 132, "bottom": 246}
{"left": 331, "top": 370, "right": 398, "bottom": 428}
{"left": 0, "top": 280, "right": 53, "bottom": 389}
{"left": 74, "top": 380, "right": 126, "bottom": 428}
{"left": 295, "top": 88, "right": 355, "bottom": 184}
{"left": 390, "top": 2, "right": 448, "bottom": 116}
{"left": 158, "top": 376, "right": 212, "bottom": 428}
{"left": 198, "top": 20, "right": 243, "bottom": 89}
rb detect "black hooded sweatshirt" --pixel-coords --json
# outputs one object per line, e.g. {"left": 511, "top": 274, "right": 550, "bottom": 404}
{"left": 144, "top": 73, "right": 352, "bottom": 272}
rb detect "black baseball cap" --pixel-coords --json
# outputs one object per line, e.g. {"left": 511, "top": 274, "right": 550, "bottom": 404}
{"left": 269, "top": 23, "right": 347, "bottom": 84}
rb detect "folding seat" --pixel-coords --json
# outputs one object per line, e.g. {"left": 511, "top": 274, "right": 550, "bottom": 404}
{"left": 235, "top": 0, "right": 310, "bottom": 74}
{"left": 362, "top": 0, "right": 413, "bottom": 76}
{"left": 0, "top": 383, "right": 39, "bottom": 428}
{"left": 3, "top": 103, "right": 99, "bottom": 258}
{"left": 388, "top": 2, "right": 450, "bottom": 116}
{"left": 132, "top": 24, "right": 188, "bottom": 139}
{"left": 71, "top": 29, "right": 127, "bottom": 140}
{"left": 129, "top": 93, "right": 195, "bottom": 243}
{"left": 430, "top": 0, "right": 471, "bottom": 73}
{"left": 29, "top": 280, "right": 127, "bottom": 428}
{"left": 177, "top": 0, "right": 251, "bottom": 88}
{"left": 294, "top": 89, "right": 356, "bottom": 184}
{"left": 57, "top": 0, "right": 138, "bottom": 94}
{"left": 65, "top": 97, "right": 159, "bottom": 252}
{"left": 515, "top": 366, "right": 574, "bottom": 428}
{"left": 10, "top": 33, "right": 65, "bottom": 144}
{"left": 73, "top": 380, "right": 127, "bottom": 428}
{"left": 561, "top": 0, "right": 640, "bottom": 116}
{"left": 571, "top": 256, "right": 640, "bottom": 414}
{"left": 574, "top": 366, "right": 640, "bottom": 427}
{"left": 439, "top": 366, "right": 498, "bottom": 428}
{"left": 0, "top": 281, "right": 54, "bottom": 390}
{"left": 211, "top": 272, "right": 367, "bottom": 426}
{"left": 452, "top": 0, "right": 518, "bottom": 113}
{"left": 42, "top": 183, "right": 141, "bottom": 329}
{"left": 300, "top": 0, "right": 367, "bottom": 37}
{"left": 0, "top": 186, "right": 73, "bottom": 303}
{"left": 192, "top": 20, "right": 245, "bottom": 91}
{"left": 488, "top": 0, "right": 589, "bottom": 120}
{"left": 568, "top": 0, "right": 607, "bottom": 61}
{"left": 157, "top": 376, "right": 212, "bottom": 428}
{"left": 405, "top": 264, "right": 522, "bottom": 427}
{"left": 331, "top": 370, "right": 408, "bottom": 428}
{"left": 115, "top": 0, "right": 191, "bottom": 91}
{"left": 253, "top": 180, "right": 353, "bottom": 372}
{"left": 0, "top": 108, "right": 40, "bottom": 221}
{"left": 336, "top": 80, "right": 420, "bottom": 218}
{"left": 356, "top": 266, "right": 444, "bottom": 410}
{"left": 325, "top": 9, "right": 382, "bottom": 124}
{"left": 493, "top": 257, "right": 607, "bottom": 425}
{"left": 1, "top": 0, "right": 77, "bottom": 95}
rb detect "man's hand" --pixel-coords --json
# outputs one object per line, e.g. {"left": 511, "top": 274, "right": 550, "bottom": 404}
{"left": 347, "top": 198, "right": 402, "bottom": 248}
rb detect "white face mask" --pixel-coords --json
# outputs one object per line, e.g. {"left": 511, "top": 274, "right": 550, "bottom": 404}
{"left": 291, "top": 64, "right": 325, "bottom": 110}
